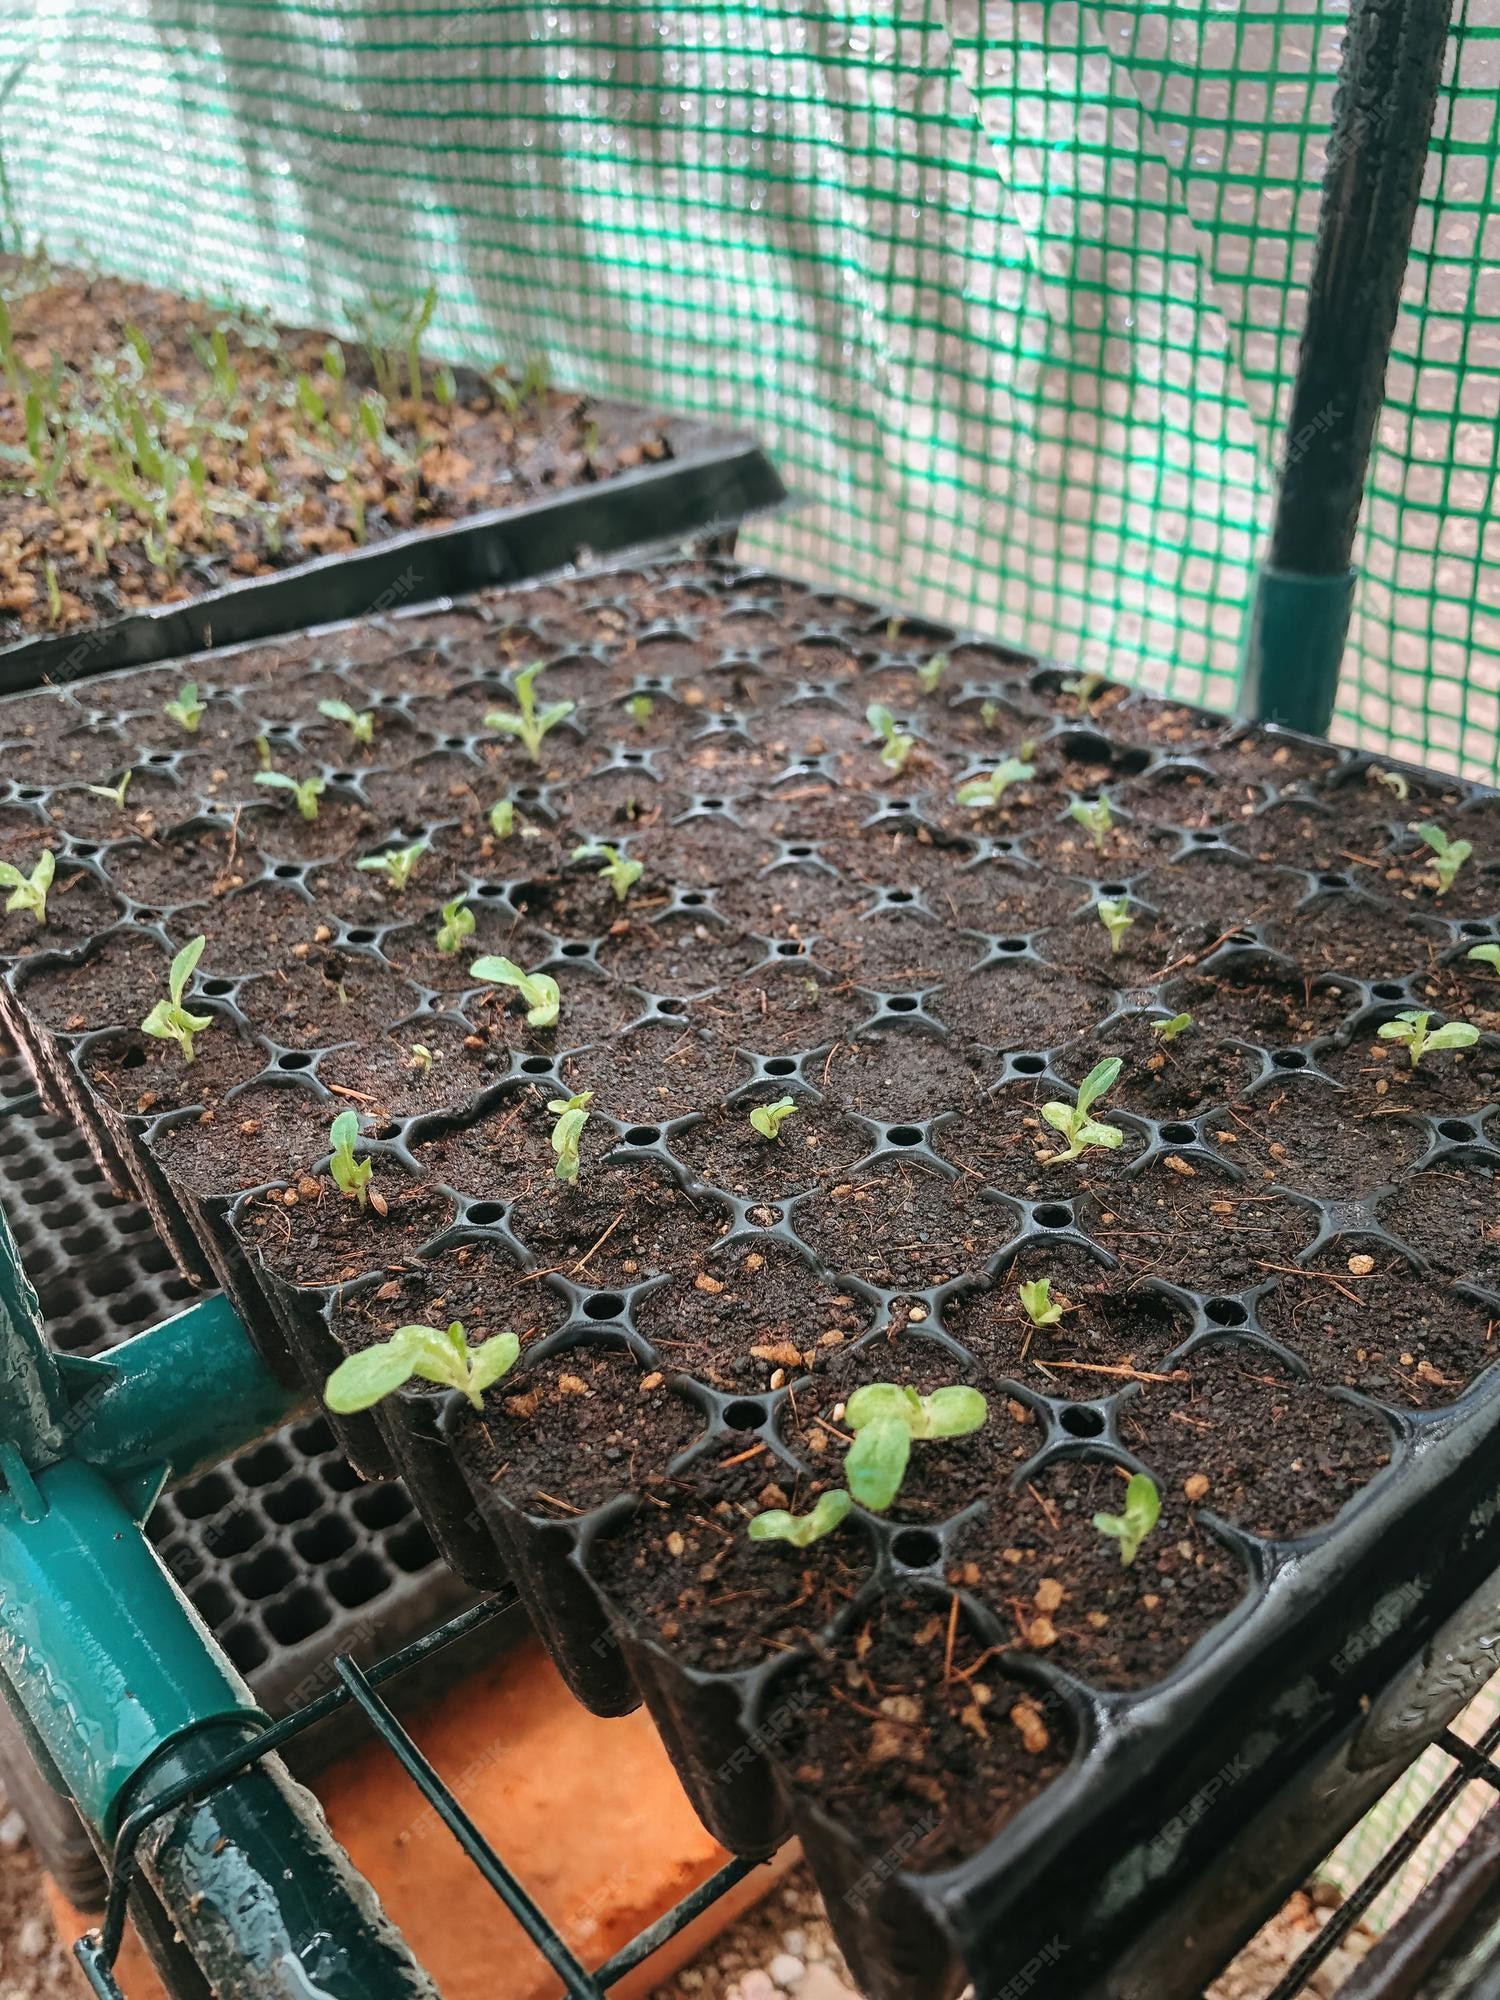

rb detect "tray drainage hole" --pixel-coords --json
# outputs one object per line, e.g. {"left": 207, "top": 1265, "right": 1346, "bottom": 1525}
{"left": 786, "top": 844, "right": 815, "bottom": 859}
{"left": 277, "top": 1051, "right": 315, "bottom": 1072}
{"left": 680, "top": 892, "right": 707, "bottom": 907}
{"left": 1160, "top": 1122, "right": 1197, "bottom": 1146}
{"left": 1460, "top": 921, "right": 1492, "bottom": 938}
{"left": 776, "top": 940, "right": 806, "bottom": 957}
{"left": 657, "top": 997, "right": 687, "bottom": 1016}
{"left": 886, "top": 995, "right": 919, "bottom": 1013}
{"left": 1100, "top": 883, "right": 1129, "bottom": 898}
{"left": 1190, "top": 830, "right": 1219, "bottom": 845}
{"left": 623, "top": 1125, "right": 661, "bottom": 1146}
{"left": 583, "top": 1291, "right": 626, "bottom": 1321}
{"left": 346, "top": 927, "right": 378, "bottom": 945}
{"left": 891, "top": 1527, "right": 942, "bottom": 1569}
{"left": 273, "top": 863, "right": 302, "bottom": 880}
{"left": 1060, "top": 1405, "right": 1106, "bottom": 1439}
{"left": 887, "top": 1125, "right": 923, "bottom": 1147}
{"left": 477, "top": 883, "right": 508, "bottom": 899}
{"left": 561, "top": 941, "right": 591, "bottom": 958}
{"left": 1012, "top": 1054, "right": 1046, "bottom": 1075}
{"left": 701, "top": 796, "right": 726, "bottom": 811}
{"left": 146, "top": 751, "right": 174, "bottom": 766}
{"left": 886, "top": 888, "right": 914, "bottom": 904}
{"left": 621, "top": 751, "right": 646, "bottom": 766}
{"left": 466, "top": 1199, "right": 506, "bottom": 1226}
{"left": 1439, "top": 1119, "right": 1474, "bottom": 1142}
{"left": 1206, "top": 1297, "right": 1248, "bottom": 1327}
{"left": 520, "top": 1056, "right": 555, "bottom": 1075}
{"left": 989, "top": 837, "right": 1018, "bottom": 854}
{"left": 331, "top": 770, "right": 356, "bottom": 785}
{"left": 1271, "top": 1049, "right": 1307, "bottom": 1070}
{"left": 72, "top": 842, "right": 100, "bottom": 859}
{"left": 443, "top": 735, "right": 467, "bottom": 750}
{"left": 724, "top": 1398, "right": 769, "bottom": 1431}
{"left": 1317, "top": 872, "right": 1350, "bottom": 891}
{"left": 1034, "top": 1202, "right": 1073, "bottom": 1230}
{"left": 1371, "top": 982, "right": 1405, "bottom": 1001}
{"left": 201, "top": 978, "right": 233, "bottom": 998}
{"left": 517, "top": 786, "right": 542, "bottom": 803}
{"left": 996, "top": 937, "right": 1028, "bottom": 955}
{"left": 764, "top": 1057, "right": 797, "bottom": 1076}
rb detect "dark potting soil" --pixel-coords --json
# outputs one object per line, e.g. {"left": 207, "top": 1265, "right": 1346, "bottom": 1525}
{"left": 632, "top": 1241, "right": 873, "bottom": 1393}
{"left": 149, "top": 1083, "right": 343, "bottom": 1194}
{"left": 243, "top": 1175, "right": 455, "bottom": 1289}
{"left": 332, "top": 1239, "right": 569, "bottom": 1364}
{"left": 943, "top": 1250, "right": 1191, "bottom": 1395}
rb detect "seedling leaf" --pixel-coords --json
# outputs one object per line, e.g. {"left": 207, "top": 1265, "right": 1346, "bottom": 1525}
{"left": 547, "top": 1091, "right": 593, "bottom": 1183}
{"left": 1377, "top": 1008, "right": 1479, "bottom": 1068}
{"left": 1018, "top": 1278, "right": 1063, "bottom": 1328}
{"left": 748, "top": 1096, "right": 798, "bottom": 1140}
{"left": 748, "top": 1489, "right": 852, "bottom": 1546}
{"left": 469, "top": 955, "right": 561, "bottom": 1028}
{"left": 328, "top": 1109, "right": 374, "bottom": 1207}
{"left": 139, "top": 934, "right": 214, "bottom": 1062}
{"left": 1093, "top": 1472, "right": 1161, "bottom": 1566}
{"left": 572, "top": 841, "right": 643, "bottom": 903}
{"left": 0, "top": 849, "right": 55, "bottom": 926}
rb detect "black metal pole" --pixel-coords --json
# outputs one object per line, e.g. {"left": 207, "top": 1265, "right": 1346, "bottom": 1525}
{"left": 1240, "top": 0, "right": 1455, "bottom": 732}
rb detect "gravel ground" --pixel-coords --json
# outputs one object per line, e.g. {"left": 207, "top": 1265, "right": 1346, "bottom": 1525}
{"left": 0, "top": 1789, "right": 76, "bottom": 2000}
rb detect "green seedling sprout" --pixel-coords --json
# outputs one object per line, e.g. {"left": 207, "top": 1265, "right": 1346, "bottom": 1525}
{"left": 317, "top": 697, "right": 375, "bottom": 747}
{"left": 469, "top": 955, "right": 561, "bottom": 1028}
{"left": 1416, "top": 824, "right": 1473, "bottom": 897}
{"left": 747, "top": 1489, "right": 853, "bottom": 1547}
{"left": 956, "top": 757, "right": 1035, "bottom": 811}
{"left": 1018, "top": 1278, "right": 1064, "bottom": 1329}
{"left": 485, "top": 662, "right": 575, "bottom": 763}
{"left": 1061, "top": 671, "right": 1106, "bottom": 706}
{"left": 1371, "top": 766, "right": 1409, "bottom": 802}
{"left": 85, "top": 771, "right": 133, "bottom": 811}
{"left": 490, "top": 799, "right": 516, "bottom": 839}
{"left": 1093, "top": 1472, "right": 1161, "bottom": 1567}
{"left": 164, "top": 682, "right": 205, "bottom": 733}
{"left": 1068, "top": 796, "right": 1114, "bottom": 855}
{"left": 1151, "top": 1011, "right": 1193, "bottom": 1043}
{"left": 408, "top": 1043, "right": 435, "bottom": 1072}
{"left": 1377, "top": 1009, "right": 1479, "bottom": 1069}
{"left": 255, "top": 770, "right": 325, "bottom": 821}
{"left": 979, "top": 700, "right": 1001, "bottom": 730}
{"left": 748, "top": 1096, "right": 799, "bottom": 1141}
{"left": 253, "top": 734, "right": 274, "bottom": 771}
{"left": 435, "top": 898, "right": 475, "bottom": 955}
{"left": 44, "top": 558, "right": 62, "bottom": 626}
{"left": 843, "top": 1382, "right": 989, "bottom": 1513}
{"left": 916, "top": 652, "right": 948, "bottom": 695}
{"left": 0, "top": 850, "right": 55, "bottom": 926}
{"left": 355, "top": 839, "right": 427, "bottom": 891}
{"left": 626, "top": 693, "right": 654, "bottom": 730}
{"left": 548, "top": 1090, "right": 593, "bottom": 1183}
{"left": 1097, "top": 896, "right": 1135, "bottom": 954}
{"left": 1468, "top": 944, "right": 1500, "bottom": 977}
{"left": 324, "top": 1321, "right": 519, "bottom": 1416}
{"left": 1040, "top": 1056, "right": 1125, "bottom": 1165}
{"left": 572, "top": 841, "right": 643, "bottom": 903}
{"left": 327, "top": 1109, "right": 374, "bottom": 1208}
{"left": 139, "top": 935, "right": 213, "bottom": 1062}
{"left": 866, "top": 703, "right": 915, "bottom": 776}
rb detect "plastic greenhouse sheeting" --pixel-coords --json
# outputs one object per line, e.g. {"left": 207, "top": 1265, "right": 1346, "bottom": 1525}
{"left": 0, "top": 0, "right": 1497, "bottom": 779}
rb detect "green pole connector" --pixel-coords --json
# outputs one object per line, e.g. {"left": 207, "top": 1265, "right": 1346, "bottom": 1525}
{"left": 1239, "top": 564, "right": 1357, "bottom": 737}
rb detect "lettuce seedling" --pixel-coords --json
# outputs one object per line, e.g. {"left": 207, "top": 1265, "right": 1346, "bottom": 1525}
{"left": 356, "top": 839, "right": 427, "bottom": 890}
{"left": 435, "top": 898, "right": 475, "bottom": 955}
{"left": 956, "top": 756, "right": 1035, "bottom": 811}
{"left": 747, "top": 1489, "right": 852, "bottom": 1547}
{"left": 85, "top": 771, "right": 133, "bottom": 811}
{"left": 256, "top": 770, "right": 325, "bottom": 821}
{"left": 490, "top": 799, "right": 516, "bottom": 839}
{"left": 572, "top": 841, "right": 643, "bottom": 903}
{"left": 866, "top": 703, "right": 915, "bottom": 776}
{"left": 1040, "top": 1056, "right": 1124, "bottom": 1164}
{"left": 1061, "top": 671, "right": 1106, "bottom": 706}
{"left": 1416, "top": 824, "right": 1473, "bottom": 897}
{"left": 1068, "top": 796, "right": 1114, "bottom": 854}
{"left": 485, "top": 662, "right": 575, "bottom": 763}
{"left": 317, "top": 697, "right": 375, "bottom": 747}
{"left": 1377, "top": 1008, "right": 1479, "bottom": 1068}
{"left": 469, "top": 955, "right": 561, "bottom": 1028}
{"left": 916, "top": 652, "right": 948, "bottom": 694}
{"left": 1469, "top": 944, "right": 1500, "bottom": 977}
{"left": 324, "top": 1321, "right": 520, "bottom": 1415}
{"left": 1151, "top": 1011, "right": 1193, "bottom": 1042}
{"left": 626, "top": 693, "right": 654, "bottom": 730}
{"left": 979, "top": 700, "right": 1001, "bottom": 730}
{"left": 843, "top": 1383, "right": 989, "bottom": 1512}
{"left": 1371, "top": 766, "right": 1409, "bottom": 802}
{"left": 139, "top": 935, "right": 213, "bottom": 1062}
{"left": 0, "top": 850, "right": 54, "bottom": 926}
{"left": 328, "top": 1109, "right": 374, "bottom": 1207}
{"left": 1018, "top": 1277, "right": 1063, "bottom": 1328}
{"left": 548, "top": 1090, "right": 593, "bottom": 1183}
{"left": 1097, "top": 896, "right": 1134, "bottom": 954}
{"left": 408, "top": 1043, "right": 435, "bottom": 1072}
{"left": 164, "top": 682, "right": 205, "bottom": 733}
{"left": 1093, "top": 1472, "right": 1161, "bottom": 1566}
{"left": 748, "top": 1096, "right": 798, "bottom": 1140}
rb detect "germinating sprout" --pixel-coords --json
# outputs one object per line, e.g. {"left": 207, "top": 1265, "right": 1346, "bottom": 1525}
{"left": 139, "top": 935, "right": 213, "bottom": 1063}
{"left": 317, "top": 697, "right": 375, "bottom": 747}
{"left": 1068, "top": 796, "right": 1114, "bottom": 855}
{"left": 1150, "top": 1011, "right": 1193, "bottom": 1042}
{"left": 1371, "top": 766, "right": 1410, "bottom": 802}
{"left": 485, "top": 661, "right": 575, "bottom": 763}
{"left": 1376, "top": 1008, "right": 1479, "bottom": 1068}
{"left": 469, "top": 955, "right": 561, "bottom": 1028}
{"left": 253, "top": 735, "right": 274, "bottom": 771}
{"left": 434, "top": 898, "right": 476, "bottom": 955}
{"left": 163, "top": 682, "right": 205, "bottom": 733}
{"left": 1416, "top": 824, "right": 1473, "bottom": 897}
{"left": 748, "top": 1096, "right": 799, "bottom": 1141}
{"left": 955, "top": 756, "right": 1035, "bottom": 811}
{"left": 324, "top": 1321, "right": 520, "bottom": 1416}
{"left": 979, "top": 700, "right": 1001, "bottom": 730}
{"left": 843, "top": 1382, "right": 989, "bottom": 1513}
{"left": 572, "top": 841, "right": 643, "bottom": 903}
{"left": 866, "top": 703, "right": 915, "bottom": 777}
{"left": 0, "top": 850, "right": 54, "bottom": 926}
{"left": 1061, "top": 671, "right": 1106, "bottom": 706}
{"left": 327, "top": 1109, "right": 375, "bottom": 1208}
{"left": 85, "top": 771, "right": 133, "bottom": 811}
{"left": 1039, "top": 1056, "right": 1124, "bottom": 1165}
{"left": 355, "top": 839, "right": 427, "bottom": 891}
{"left": 1097, "top": 896, "right": 1134, "bottom": 954}
{"left": 916, "top": 653, "right": 948, "bottom": 695}
{"left": 1018, "top": 1277, "right": 1064, "bottom": 1328}
{"left": 255, "top": 770, "right": 325, "bottom": 821}
{"left": 490, "top": 799, "right": 516, "bottom": 840}
{"left": 747, "top": 1489, "right": 853, "bottom": 1548}
{"left": 44, "top": 558, "right": 61, "bottom": 626}
{"left": 548, "top": 1090, "right": 593, "bottom": 1183}
{"left": 408, "top": 1043, "right": 435, "bottom": 1072}
{"left": 1469, "top": 944, "right": 1500, "bottom": 977}
{"left": 1093, "top": 1472, "right": 1161, "bottom": 1567}
{"left": 626, "top": 693, "right": 654, "bottom": 730}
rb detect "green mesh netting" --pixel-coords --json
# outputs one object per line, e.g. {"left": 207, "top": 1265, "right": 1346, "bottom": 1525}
{"left": 0, "top": 1, "right": 1495, "bottom": 778}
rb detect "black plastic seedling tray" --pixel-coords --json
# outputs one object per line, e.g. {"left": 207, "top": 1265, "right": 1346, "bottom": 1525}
{"left": 0, "top": 416, "right": 783, "bottom": 696}
{"left": 1, "top": 554, "right": 1498, "bottom": 2000}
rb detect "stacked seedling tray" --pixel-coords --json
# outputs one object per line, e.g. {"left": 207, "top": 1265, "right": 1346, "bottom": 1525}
{"left": 1, "top": 555, "right": 1497, "bottom": 2000}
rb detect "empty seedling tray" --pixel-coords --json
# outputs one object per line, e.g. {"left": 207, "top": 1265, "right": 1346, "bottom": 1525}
{"left": 1, "top": 554, "right": 1498, "bottom": 2000}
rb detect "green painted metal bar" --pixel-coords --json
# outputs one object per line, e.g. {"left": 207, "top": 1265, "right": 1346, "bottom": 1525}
{"left": 1241, "top": 0, "right": 1454, "bottom": 733}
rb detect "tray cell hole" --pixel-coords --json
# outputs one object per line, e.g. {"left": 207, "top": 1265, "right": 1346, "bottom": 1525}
{"left": 891, "top": 1527, "right": 942, "bottom": 1569}
{"left": 265, "top": 1588, "right": 332, "bottom": 1646}
{"left": 623, "top": 1125, "right": 661, "bottom": 1147}
{"left": 353, "top": 1485, "right": 412, "bottom": 1530}
{"left": 262, "top": 1476, "right": 322, "bottom": 1526}
{"left": 1206, "top": 1298, "right": 1249, "bottom": 1327}
{"left": 1033, "top": 1203, "right": 1072, "bottom": 1230}
{"left": 190, "top": 1581, "right": 235, "bottom": 1627}
{"left": 175, "top": 1471, "right": 233, "bottom": 1520}
{"left": 328, "top": 1552, "right": 390, "bottom": 1609}
{"left": 292, "top": 1416, "right": 337, "bottom": 1455}
{"left": 887, "top": 1126, "right": 923, "bottom": 1148}
{"left": 466, "top": 1200, "right": 506, "bottom": 1226}
{"left": 294, "top": 1514, "right": 355, "bottom": 1565}
{"left": 231, "top": 1547, "right": 296, "bottom": 1601}
{"left": 1059, "top": 1405, "right": 1106, "bottom": 1438}
{"left": 388, "top": 1520, "right": 439, "bottom": 1573}
{"left": 236, "top": 1440, "right": 292, "bottom": 1487}
{"left": 212, "top": 1509, "right": 262, "bottom": 1559}
{"left": 221, "top": 1622, "right": 269, "bottom": 1673}
{"left": 321, "top": 1458, "right": 361, "bottom": 1493}
{"left": 724, "top": 1398, "right": 769, "bottom": 1431}
{"left": 583, "top": 1292, "right": 626, "bottom": 1321}
{"left": 1160, "top": 1123, "right": 1197, "bottom": 1146}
